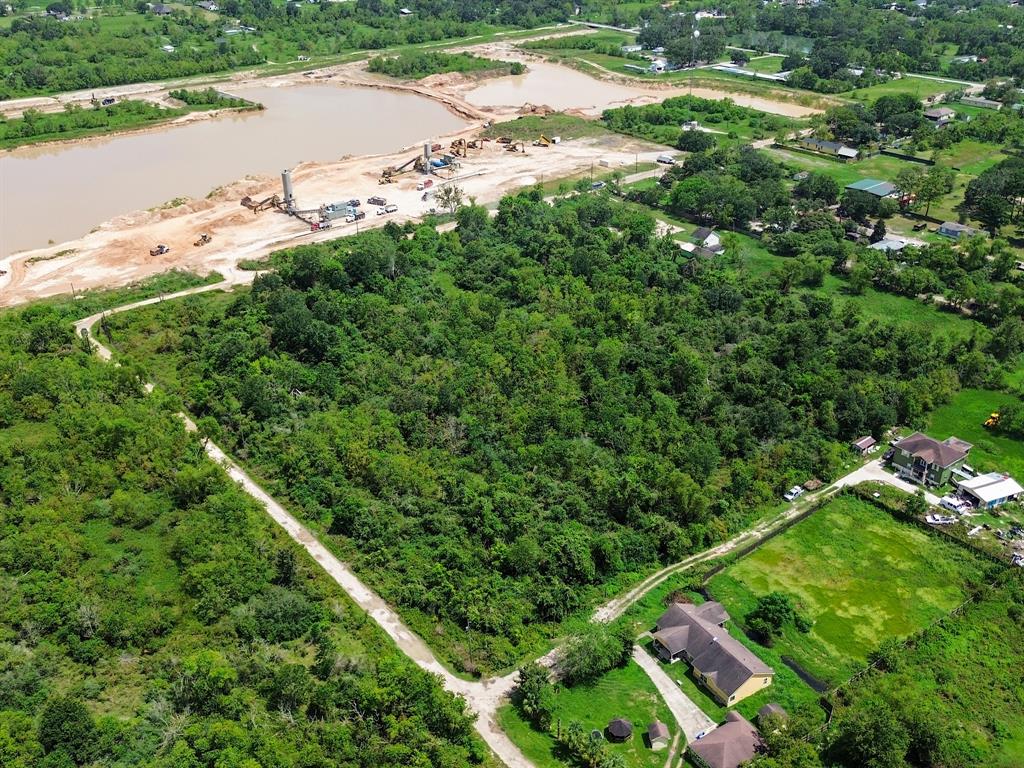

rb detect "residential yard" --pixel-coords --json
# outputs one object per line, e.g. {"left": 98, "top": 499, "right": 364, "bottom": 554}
{"left": 497, "top": 661, "right": 678, "bottom": 768}
{"left": 844, "top": 76, "right": 956, "bottom": 103}
{"left": 706, "top": 495, "right": 987, "bottom": 687}
{"left": 742, "top": 55, "right": 786, "bottom": 74}
{"left": 926, "top": 388, "right": 1024, "bottom": 479}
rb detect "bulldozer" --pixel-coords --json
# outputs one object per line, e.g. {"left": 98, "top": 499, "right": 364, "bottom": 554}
{"left": 194, "top": 233, "right": 212, "bottom": 247}
{"left": 984, "top": 412, "right": 1001, "bottom": 429}
{"left": 149, "top": 244, "right": 170, "bottom": 257}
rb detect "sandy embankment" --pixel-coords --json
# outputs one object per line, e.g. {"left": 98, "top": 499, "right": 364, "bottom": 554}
{"left": 0, "top": 35, "right": 820, "bottom": 307}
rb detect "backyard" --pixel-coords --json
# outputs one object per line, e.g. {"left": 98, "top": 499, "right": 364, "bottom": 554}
{"left": 926, "top": 387, "right": 1024, "bottom": 479}
{"left": 497, "top": 661, "right": 678, "bottom": 768}
{"left": 706, "top": 495, "right": 987, "bottom": 687}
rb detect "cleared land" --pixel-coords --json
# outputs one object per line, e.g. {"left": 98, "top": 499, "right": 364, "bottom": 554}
{"left": 707, "top": 495, "right": 986, "bottom": 686}
{"left": 496, "top": 661, "right": 677, "bottom": 768}
{"left": 926, "top": 388, "right": 1024, "bottom": 479}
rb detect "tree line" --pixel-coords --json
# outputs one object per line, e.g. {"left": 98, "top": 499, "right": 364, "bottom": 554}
{"left": 102, "top": 187, "right": 1013, "bottom": 676}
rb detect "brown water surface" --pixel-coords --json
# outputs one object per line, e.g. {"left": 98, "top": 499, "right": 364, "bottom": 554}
{"left": 0, "top": 84, "right": 467, "bottom": 256}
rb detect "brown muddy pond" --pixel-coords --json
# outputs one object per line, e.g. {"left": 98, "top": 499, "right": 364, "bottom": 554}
{"left": 0, "top": 84, "right": 468, "bottom": 257}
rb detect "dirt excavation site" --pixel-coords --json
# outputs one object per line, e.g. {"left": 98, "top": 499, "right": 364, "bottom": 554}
{"left": 0, "top": 36, "right": 818, "bottom": 307}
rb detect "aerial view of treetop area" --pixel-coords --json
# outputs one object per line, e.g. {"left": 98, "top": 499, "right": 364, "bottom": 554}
{"left": 2, "top": 0, "right": 1024, "bottom": 766}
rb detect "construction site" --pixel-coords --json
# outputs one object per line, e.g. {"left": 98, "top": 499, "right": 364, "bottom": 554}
{"left": 0, "top": 118, "right": 664, "bottom": 306}
{"left": 1, "top": 28, "right": 785, "bottom": 306}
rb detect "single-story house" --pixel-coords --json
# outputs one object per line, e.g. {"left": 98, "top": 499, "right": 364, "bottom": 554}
{"left": 692, "top": 227, "right": 723, "bottom": 252}
{"left": 891, "top": 432, "right": 972, "bottom": 486}
{"left": 953, "top": 54, "right": 978, "bottom": 64}
{"left": 689, "top": 711, "right": 762, "bottom": 768}
{"left": 799, "top": 137, "right": 859, "bottom": 160}
{"left": 846, "top": 178, "right": 898, "bottom": 198}
{"left": 960, "top": 96, "right": 1002, "bottom": 110}
{"left": 621, "top": 44, "right": 643, "bottom": 53}
{"left": 196, "top": 0, "right": 218, "bottom": 9}
{"left": 607, "top": 718, "right": 633, "bottom": 742}
{"left": 924, "top": 106, "right": 955, "bottom": 123}
{"left": 647, "top": 721, "right": 670, "bottom": 751}
{"left": 957, "top": 472, "right": 1023, "bottom": 508}
{"left": 868, "top": 237, "right": 909, "bottom": 252}
{"left": 151, "top": 2, "right": 173, "bottom": 14}
{"left": 852, "top": 435, "right": 877, "bottom": 454}
{"left": 653, "top": 602, "right": 774, "bottom": 705}
{"left": 938, "top": 221, "right": 980, "bottom": 239}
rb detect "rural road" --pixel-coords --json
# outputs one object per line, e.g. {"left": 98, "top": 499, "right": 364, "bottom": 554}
{"left": 73, "top": 224, "right": 934, "bottom": 767}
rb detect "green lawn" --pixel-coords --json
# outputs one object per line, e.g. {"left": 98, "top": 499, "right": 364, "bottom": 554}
{"left": 926, "top": 388, "right": 1024, "bottom": 479}
{"left": 844, "top": 76, "right": 956, "bottom": 103}
{"left": 707, "top": 495, "right": 986, "bottom": 686}
{"left": 742, "top": 55, "right": 785, "bottom": 74}
{"left": 497, "top": 661, "right": 678, "bottom": 768}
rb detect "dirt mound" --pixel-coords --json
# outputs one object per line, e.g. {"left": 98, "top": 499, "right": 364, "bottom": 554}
{"left": 517, "top": 103, "right": 555, "bottom": 116}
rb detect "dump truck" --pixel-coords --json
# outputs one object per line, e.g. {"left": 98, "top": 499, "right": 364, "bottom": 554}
{"left": 416, "top": 179, "right": 434, "bottom": 191}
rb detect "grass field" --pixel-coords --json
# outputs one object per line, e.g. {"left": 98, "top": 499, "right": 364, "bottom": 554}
{"left": 743, "top": 55, "right": 786, "bottom": 74}
{"left": 926, "top": 387, "right": 1024, "bottom": 479}
{"left": 844, "top": 76, "right": 957, "bottom": 103}
{"left": 707, "top": 495, "right": 986, "bottom": 686}
{"left": 497, "top": 661, "right": 678, "bottom": 768}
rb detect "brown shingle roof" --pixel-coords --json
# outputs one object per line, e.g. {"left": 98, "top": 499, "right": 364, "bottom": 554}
{"left": 689, "top": 711, "right": 761, "bottom": 768}
{"left": 895, "top": 432, "right": 970, "bottom": 468}
{"left": 654, "top": 603, "right": 773, "bottom": 697}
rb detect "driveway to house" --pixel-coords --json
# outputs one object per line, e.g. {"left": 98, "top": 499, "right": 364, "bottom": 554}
{"left": 632, "top": 645, "right": 716, "bottom": 742}
{"left": 832, "top": 458, "right": 941, "bottom": 505}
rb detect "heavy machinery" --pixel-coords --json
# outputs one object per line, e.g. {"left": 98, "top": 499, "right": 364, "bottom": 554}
{"left": 450, "top": 138, "right": 468, "bottom": 157}
{"left": 984, "top": 412, "right": 1001, "bottom": 429}
{"left": 241, "top": 194, "right": 281, "bottom": 213}
{"left": 533, "top": 135, "right": 551, "bottom": 147}
{"left": 194, "top": 233, "right": 212, "bottom": 247}
{"left": 505, "top": 141, "right": 527, "bottom": 153}
{"left": 495, "top": 136, "right": 512, "bottom": 144}
{"left": 379, "top": 154, "right": 428, "bottom": 183}
{"left": 149, "top": 244, "right": 170, "bottom": 256}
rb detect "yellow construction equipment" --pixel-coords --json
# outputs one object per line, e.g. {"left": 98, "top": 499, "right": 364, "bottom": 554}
{"left": 984, "top": 412, "right": 1000, "bottom": 429}
{"left": 194, "top": 233, "right": 212, "bottom": 247}
{"left": 379, "top": 154, "right": 428, "bottom": 184}
{"left": 533, "top": 135, "right": 551, "bottom": 147}
{"left": 495, "top": 136, "right": 512, "bottom": 144}
{"left": 240, "top": 194, "right": 281, "bottom": 213}
{"left": 450, "top": 138, "right": 468, "bottom": 157}
{"left": 505, "top": 141, "right": 527, "bottom": 153}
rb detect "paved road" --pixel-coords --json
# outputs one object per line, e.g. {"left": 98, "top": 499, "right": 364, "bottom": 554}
{"left": 632, "top": 646, "right": 716, "bottom": 742}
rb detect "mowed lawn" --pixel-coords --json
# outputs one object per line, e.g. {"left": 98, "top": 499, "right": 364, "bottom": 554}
{"left": 707, "top": 496, "right": 985, "bottom": 686}
{"left": 926, "top": 387, "right": 1024, "bottom": 479}
{"left": 497, "top": 661, "right": 677, "bottom": 768}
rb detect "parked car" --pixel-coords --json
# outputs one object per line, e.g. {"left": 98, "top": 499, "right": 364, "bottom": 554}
{"left": 591, "top": 181, "right": 606, "bottom": 190}
{"left": 346, "top": 199, "right": 361, "bottom": 207}
{"left": 783, "top": 485, "right": 805, "bottom": 502}
{"left": 367, "top": 195, "right": 386, "bottom": 206}
{"left": 657, "top": 154, "right": 675, "bottom": 164}
{"left": 883, "top": 447, "right": 895, "bottom": 461}
{"left": 385, "top": 204, "right": 398, "bottom": 213}
{"left": 376, "top": 207, "right": 386, "bottom": 216}
{"left": 940, "top": 496, "right": 969, "bottom": 513}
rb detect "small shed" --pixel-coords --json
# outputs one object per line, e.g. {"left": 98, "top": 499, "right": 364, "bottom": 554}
{"left": 852, "top": 435, "right": 877, "bottom": 454}
{"left": 607, "top": 718, "right": 633, "bottom": 742}
{"left": 647, "top": 721, "right": 670, "bottom": 750}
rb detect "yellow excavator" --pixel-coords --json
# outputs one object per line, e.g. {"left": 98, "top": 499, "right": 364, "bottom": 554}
{"left": 505, "top": 141, "right": 527, "bottom": 153}
{"left": 379, "top": 155, "right": 428, "bottom": 184}
{"left": 984, "top": 412, "right": 1000, "bottom": 429}
{"left": 194, "top": 233, "right": 212, "bottom": 247}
